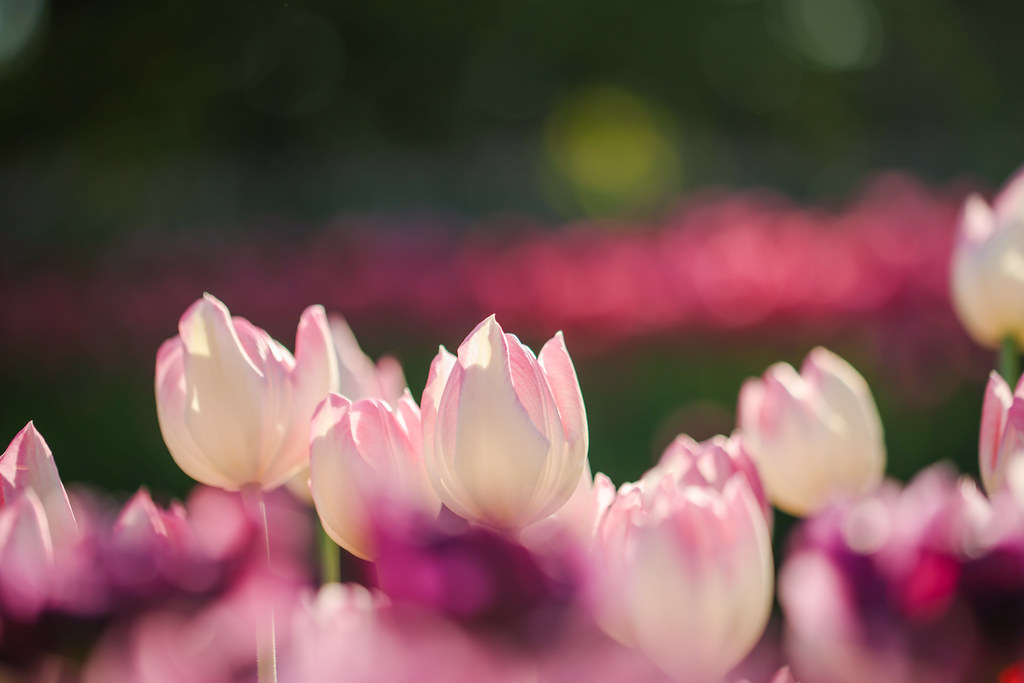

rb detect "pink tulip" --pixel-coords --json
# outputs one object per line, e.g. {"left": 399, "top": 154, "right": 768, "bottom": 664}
{"left": 286, "top": 314, "right": 408, "bottom": 503}
{"left": 421, "top": 315, "right": 588, "bottom": 529}
{"left": 738, "top": 347, "right": 886, "bottom": 516}
{"left": 592, "top": 457, "right": 774, "bottom": 682}
{"left": 655, "top": 433, "right": 771, "bottom": 525}
{"left": 951, "top": 167, "right": 1024, "bottom": 348}
{"left": 309, "top": 393, "right": 440, "bottom": 560}
{"left": 155, "top": 293, "right": 336, "bottom": 491}
{"left": 0, "top": 423, "right": 80, "bottom": 620}
{"left": 281, "top": 583, "right": 525, "bottom": 683}
{"left": 979, "top": 370, "right": 1024, "bottom": 497}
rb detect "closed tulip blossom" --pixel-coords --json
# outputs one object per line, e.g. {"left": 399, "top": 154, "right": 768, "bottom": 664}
{"left": 738, "top": 347, "right": 886, "bottom": 517}
{"left": 592, "top": 444, "right": 774, "bottom": 682}
{"left": 656, "top": 433, "right": 771, "bottom": 525}
{"left": 421, "top": 315, "right": 588, "bottom": 530}
{"left": 309, "top": 393, "right": 440, "bottom": 560}
{"left": 951, "top": 168, "right": 1024, "bottom": 348}
{"left": 979, "top": 370, "right": 1024, "bottom": 497}
{"left": 286, "top": 314, "right": 408, "bottom": 503}
{"left": 155, "top": 293, "right": 336, "bottom": 491}
{"left": 0, "top": 423, "right": 87, "bottom": 621}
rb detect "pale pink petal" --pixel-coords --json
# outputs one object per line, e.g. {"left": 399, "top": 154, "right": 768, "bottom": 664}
{"left": 155, "top": 338, "right": 237, "bottom": 491}
{"left": 539, "top": 331, "right": 589, "bottom": 465}
{"left": 293, "top": 304, "right": 341, "bottom": 414}
{"left": 994, "top": 164, "right": 1024, "bottom": 226}
{"left": 0, "top": 422, "right": 77, "bottom": 545}
{"left": 328, "top": 315, "right": 381, "bottom": 399}
{"left": 375, "top": 356, "right": 409, "bottom": 405}
{"left": 444, "top": 316, "right": 550, "bottom": 527}
{"left": 0, "top": 490, "right": 54, "bottom": 619}
{"left": 178, "top": 294, "right": 270, "bottom": 488}
{"left": 980, "top": 370, "right": 1014, "bottom": 495}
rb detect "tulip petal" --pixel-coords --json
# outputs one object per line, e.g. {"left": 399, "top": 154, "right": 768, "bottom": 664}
{"left": 310, "top": 394, "right": 375, "bottom": 558}
{"left": 443, "top": 316, "right": 550, "bottom": 527}
{"left": 155, "top": 338, "right": 238, "bottom": 490}
{"left": 538, "top": 331, "right": 589, "bottom": 465}
{"left": 0, "top": 490, "right": 54, "bottom": 619}
{"left": 329, "top": 315, "right": 382, "bottom": 399}
{"left": 980, "top": 370, "right": 1014, "bottom": 495}
{"left": 0, "top": 423, "right": 77, "bottom": 545}
{"left": 178, "top": 294, "right": 278, "bottom": 488}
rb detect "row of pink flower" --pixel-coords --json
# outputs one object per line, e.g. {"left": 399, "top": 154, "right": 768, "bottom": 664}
{"left": 1, "top": 174, "right": 976, "bottom": 376}
{"left": 8, "top": 278, "right": 1024, "bottom": 681}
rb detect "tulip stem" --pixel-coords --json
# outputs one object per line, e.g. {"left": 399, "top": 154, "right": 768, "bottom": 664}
{"left": 1000, "top": 335, "right": 1019, "bottom": 383}
{"left": 319, "top": 521, "right": 340, "bottom": 585}
{"left": 256, "top": 491, "right": 278, "bottom": 683}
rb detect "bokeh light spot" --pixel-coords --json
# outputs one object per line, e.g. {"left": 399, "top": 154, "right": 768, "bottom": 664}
{"left": 542, "top": 86, "right": 681, "bottom": 218}
{"left": 0, "top": 0, "right": 46, "bottom": 73}
{"left": 778, "top": 0, "right": 883, "bottom": 71}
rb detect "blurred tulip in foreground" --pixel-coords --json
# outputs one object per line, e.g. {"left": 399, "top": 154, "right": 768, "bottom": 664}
{"left": 281, "top": 583, "right": 522, "bottom": 683}
{"left": 0, "top": 423, "right": 81, "bottom": 620}
{"left": 421, "top": 315, "right": 588, "bottom": 529}
{"left": 592, "top": 442, "right": 774, "bottom": 682}
{"left": 309, "top": 393, "right": 440, "bottom": 560}
{"left": 780, "top": 467, "right": 1024, "bottom": 683}
{"left": 951, "top": 168, "right": 1024, "bottom": 348}
{"left": 739, "top": 347, "right": 886, "bottom": 517}
{"left": 155, "top": 293, "right": 336, "bottom": 491}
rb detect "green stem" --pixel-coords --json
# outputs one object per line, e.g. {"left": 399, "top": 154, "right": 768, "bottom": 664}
{"left": 319, "top": 521, "right": 340, "bottom": 585}
{"left": 1000, "top": 335, "right": 1019, "bottom": 383}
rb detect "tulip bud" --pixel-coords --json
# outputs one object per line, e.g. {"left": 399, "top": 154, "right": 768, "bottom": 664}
{"left": 285, "top": 314, "right": 408, "bottom": 503}
{"left": 979, "top": 370, "right": 1024, "bottom": 497}
{"left": 656, "top": 432, "right": 771, "bottom": 525}
{"left": 0, "top": 423, "right": 80, "bottom": 619}
{"left": 155, "top": 294, "right": 336, "bottom": 491}
{"left": 592, "top": 462, "right": 774, "bottom": 682}
{"left": 738, "top": 347, "right": 886, "bottom": 517}
{"left": 951, "top": 168, "right": 1024, "bottom": 348}
{"left": 309, "top": 392, "right": 440, "bottom": 560}
{"left": 421, "top": 315, "right": 588, "bottom": 530}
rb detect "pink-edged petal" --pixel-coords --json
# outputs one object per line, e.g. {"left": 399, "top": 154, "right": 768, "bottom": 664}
{"left": 0, "top": 423, "right": 77, "bottom": 545}
{"left": 328, "top": 315, "right": 381, "bottom": 399}
{"left": 957, "top": 193, "right": 997, "bottom": 247}
{"left": 0, "top": 490, "right": 54, "bottom": 619}
{"left": 375, "top": 356, "right": 409, "bottom": 405}
{"left": 445, "top": 316, "right": 550, "bottom": 527}
{"left": 177, "top": 294, "right": 270, "bottom": 488}
{"left": 994, "top": 164, "right": 1024, "bottom": 226}
{"left": 155, "top": 338, "right": 237, "bottom": 490}
{"left": 309, "top": 394, "right": 375, "bottom": 558}
{"left": 980, "top": 370, "right": 1014, "bottom": 495}
{"left": 538, "top": 331, "right": 589, "bottom": 463}
{"left": 420, "top": 346, "right": 460, "bottom": 508}
{"left": 293, "top": 304, "right": 341, "bottom": 412}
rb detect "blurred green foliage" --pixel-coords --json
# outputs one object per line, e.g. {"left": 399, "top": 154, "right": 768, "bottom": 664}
{"left": 1, "top": 0, "right": 1022, "bottom": 254}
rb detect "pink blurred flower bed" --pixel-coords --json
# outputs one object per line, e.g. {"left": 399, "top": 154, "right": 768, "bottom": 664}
{"left": 0, "top": 174, "right": 973, "bottom": 372}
